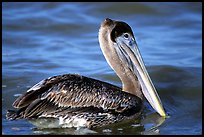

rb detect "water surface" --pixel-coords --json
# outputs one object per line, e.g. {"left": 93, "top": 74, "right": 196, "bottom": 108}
{"left": 2, "top": 2, "right": 202, "bottom": 135}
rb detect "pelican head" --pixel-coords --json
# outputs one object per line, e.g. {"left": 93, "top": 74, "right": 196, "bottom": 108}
{"left": 99, "top": 18, "right": 166, "bottom": 117}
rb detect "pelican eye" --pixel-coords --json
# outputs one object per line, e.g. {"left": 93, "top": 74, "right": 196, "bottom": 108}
{"left": 124, "top": 33, "right": 129, "bottom": 39}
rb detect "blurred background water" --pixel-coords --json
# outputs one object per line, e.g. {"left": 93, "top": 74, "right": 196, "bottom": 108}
{"left": 2, "top": 2, "right": 202, "bottom": 135}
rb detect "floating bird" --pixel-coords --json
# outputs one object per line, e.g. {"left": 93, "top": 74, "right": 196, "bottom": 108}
{"left": 6, "top": 18, "right": 166, "bottom": 129}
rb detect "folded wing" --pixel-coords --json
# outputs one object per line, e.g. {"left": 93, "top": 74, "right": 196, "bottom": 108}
{"left": 7, "top": 74, "right": 142, "bottom": 121}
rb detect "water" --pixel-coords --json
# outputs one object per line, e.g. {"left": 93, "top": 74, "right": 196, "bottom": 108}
{"left": 2, "top": 2, "right": 202, "bottom": 135}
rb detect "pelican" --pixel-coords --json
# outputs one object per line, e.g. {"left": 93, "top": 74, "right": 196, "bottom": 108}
{"left": 6, "top": 18, "right": 166, "bottom": 129}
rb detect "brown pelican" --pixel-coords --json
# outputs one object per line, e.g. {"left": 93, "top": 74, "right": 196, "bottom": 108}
{"left": 6, "top": 18, "right": 166, "bottom": 129}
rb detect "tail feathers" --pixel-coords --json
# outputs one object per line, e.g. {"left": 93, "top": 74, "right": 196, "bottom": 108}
{"left": 6, "top": 110, "right": 24, "bottom": 120}
{"left": 6, "top": 110, "right": 18, "bottom": 120}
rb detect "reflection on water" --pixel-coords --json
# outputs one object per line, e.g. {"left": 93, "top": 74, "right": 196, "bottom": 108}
{"left": 2, "top": 2, "right": 202, "bottom": 135}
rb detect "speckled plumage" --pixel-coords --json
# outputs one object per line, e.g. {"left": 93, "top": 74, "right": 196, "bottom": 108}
{"left": 7, "top": 74, "right": 143, "bottom": 128}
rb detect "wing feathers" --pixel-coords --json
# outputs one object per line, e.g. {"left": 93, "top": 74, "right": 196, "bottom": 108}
{"left": 7, "top": 74, "right": 142, "bottom": 120}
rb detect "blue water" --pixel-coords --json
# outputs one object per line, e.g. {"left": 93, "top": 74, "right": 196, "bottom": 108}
{"left": 2, "top": 2, "right": 202, "bottom": 135}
